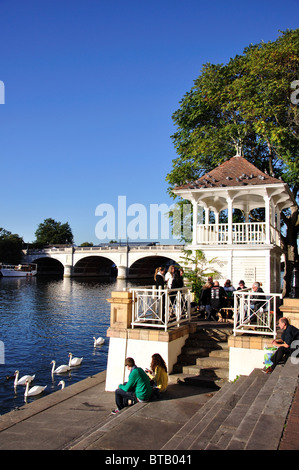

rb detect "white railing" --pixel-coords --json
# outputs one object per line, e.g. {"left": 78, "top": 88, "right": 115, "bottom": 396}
{"left": 233, "top": 289, "right": 282, "bottom": 338}
{"left": 24, "top": 244, "right": 183, "bottom": 254}
{"left": 196, "top": 222, "right": 279, "bottom": 245}
{"left": 130, "top": 286, "right": 192, "bottom": 331}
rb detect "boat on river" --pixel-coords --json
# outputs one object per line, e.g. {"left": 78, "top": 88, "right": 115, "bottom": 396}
{"left": 0, "top": 263, "right": 37, "bottom": 277}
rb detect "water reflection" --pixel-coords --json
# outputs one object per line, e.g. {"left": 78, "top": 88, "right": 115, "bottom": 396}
{"left": 0, "top": 276, "right": 141, "bottom": 414}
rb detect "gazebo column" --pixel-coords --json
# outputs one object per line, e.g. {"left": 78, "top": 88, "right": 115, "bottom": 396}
{"left": 205, "top": 208, "right": 209, "bottom": 226}
{"left": 227, "top": 197, "right": 233, "bottom": 244}
{"left": 264, "top": 195, "right": 271, "bottom": 244}
{"left": 192, "top": 201, "right": 198, "bottom": 245}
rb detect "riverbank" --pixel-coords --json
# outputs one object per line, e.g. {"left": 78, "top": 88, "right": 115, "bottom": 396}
{"left": 0, "top": 362, "right": 297, "bottom": 451}
{"left": 0, "top": 370, "right": 216, "bottom": 451}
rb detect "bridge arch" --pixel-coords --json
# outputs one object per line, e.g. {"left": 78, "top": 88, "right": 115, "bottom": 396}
{"left": 32, "top": 256, "right": 64, "bottom": 276}
{"left": 73, "top": 255, "right": 117, "bottom": 277}
{"left": 128, "top": 255, "right": 180, "bottom": 279}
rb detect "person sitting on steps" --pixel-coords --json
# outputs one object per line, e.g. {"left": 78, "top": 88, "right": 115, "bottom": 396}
{"left": 112, "top": 357, "right": 152, "bottom": 414}
{"left": 263, "top": 317, "right": 299, "bottom": 374}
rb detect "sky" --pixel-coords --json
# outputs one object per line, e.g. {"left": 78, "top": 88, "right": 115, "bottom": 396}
{"left": 0, "top": 0, "right": 298, "bottom": 245}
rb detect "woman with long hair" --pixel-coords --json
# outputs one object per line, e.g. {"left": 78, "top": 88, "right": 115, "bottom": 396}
{"left": 165, "top": 265, "right": 175, "bottom": 289}
{"left": 145, "top": 353, "right": 168, "bottom": 393}
{"left": 154, "top": 267, "right": 165, "bottom": 287}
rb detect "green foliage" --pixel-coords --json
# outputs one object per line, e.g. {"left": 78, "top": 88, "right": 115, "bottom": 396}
{"left": 179, "top": 249, "right": 220, "bottom": 304}
{"left": 0, "top": 228, "right": 24, "bottom": 264}
{"left": 167, "top": 29, "right": 299, "bottom": 194}
{"left": 80, "top": 242, "right": 94, "bottom": 247}
{"left": 167, "top": 29, "right": 299, "bottom": 295}
{"left": 34, "top": 218, "right": 74, "bottom": 246}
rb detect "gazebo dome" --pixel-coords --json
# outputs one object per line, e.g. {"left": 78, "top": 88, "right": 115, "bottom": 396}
{"left": 173, "top": 155, "right": 294, "bottom": 214}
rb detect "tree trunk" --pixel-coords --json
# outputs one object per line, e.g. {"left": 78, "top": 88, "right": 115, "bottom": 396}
{"left": 281, "top": 205, "right": 299, "bottom": 297}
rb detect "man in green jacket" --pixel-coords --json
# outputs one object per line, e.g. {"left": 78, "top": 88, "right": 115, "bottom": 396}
{"left": 112, "top": 357, "right": 152, "bottom": 414}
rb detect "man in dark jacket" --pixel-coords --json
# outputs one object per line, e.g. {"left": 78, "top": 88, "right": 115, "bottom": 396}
{"left": 264, "top": 317, "right": 299, "bottom": 373}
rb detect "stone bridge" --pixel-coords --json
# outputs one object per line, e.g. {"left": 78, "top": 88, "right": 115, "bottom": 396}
{"left": 23, "top": 245, "right": 185, "bottom": 279}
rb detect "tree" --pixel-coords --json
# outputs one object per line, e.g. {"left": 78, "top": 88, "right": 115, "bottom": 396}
{"left": 166, "top": 29, "right": 299, "bottom": 296}
{"left": 34, "top": 218, "right": 74, "bottom": 246}
{"left": 179, "top": 249, "right": 220, "bottom": 304}
{"left": 0, "top": 228, "right": 24, "bottom": 264}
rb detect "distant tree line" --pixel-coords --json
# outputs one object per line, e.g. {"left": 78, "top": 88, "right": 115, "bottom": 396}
{"left": 0, "top": 218, "right": 74, "bottom": 264}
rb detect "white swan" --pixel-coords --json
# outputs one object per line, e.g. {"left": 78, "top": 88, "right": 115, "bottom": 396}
{"left": 58, "top": 380, "right": 65, "bottom": 389}
{"left": 68, "top": 353, "right": 83, "bottom": 367}
{"left": 24, "top": 380, "right": 47, "bottom": 398}
{"left": 93, "top": 336, "right": 105, "bottom": 347}
{"left": 14, "top": 370, "right": 35, "bottom": 388}
{"left": 51, "top": 360, "right": 70, "bottom": 375}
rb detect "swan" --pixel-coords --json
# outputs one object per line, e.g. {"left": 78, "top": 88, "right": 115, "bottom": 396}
{"left": 14, "top": 370, "right": 35, "bottom": 387}
{"left": 68, "top": 353, "right": 83, "bottom": 367}
{"left": 24, "top": 380, "right": 47, "bottom": 398}
{"left": 51, "top": 360, "right": 70, "bottom": 375}
{"left": 93, "top": 336, "right": 105, "bottom": 347}
{"left": 58, "top": 380, "right": 65, "bottom": 389}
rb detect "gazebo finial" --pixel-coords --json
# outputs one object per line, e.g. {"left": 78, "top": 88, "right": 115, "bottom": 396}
{"left": 235, "top": 143, "right": 243, "bottom": 157}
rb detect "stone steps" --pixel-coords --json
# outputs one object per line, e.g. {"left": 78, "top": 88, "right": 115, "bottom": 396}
{"left": 163, "top": 358, "right": 298, "bottom": 450}
{"left": 171, "top": 325, "right": 231, "bottom": 387}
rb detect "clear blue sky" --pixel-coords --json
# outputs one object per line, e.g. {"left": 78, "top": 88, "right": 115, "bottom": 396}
{"left": 0, "top": 0, "right": 297, "bottom": 245}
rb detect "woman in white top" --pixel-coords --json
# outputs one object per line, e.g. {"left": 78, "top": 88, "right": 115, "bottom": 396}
{"left": 165, "top": 265, "right": 175, "bottom": 289}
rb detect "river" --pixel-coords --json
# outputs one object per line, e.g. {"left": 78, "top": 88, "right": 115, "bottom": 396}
{"left": 0, "top": 276, "right": 143, "bottom": 415}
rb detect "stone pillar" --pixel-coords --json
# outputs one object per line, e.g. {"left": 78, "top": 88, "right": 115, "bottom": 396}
{"left": 63, "top": 265, "right": 73, "bottom": 278}
{"left": 279, "top": 298, "right": 299, "bottom": 329}
{"left": 117, "top": 265, "right": 128, "bottom": 279}
{"left": 228, "top": 335, "right": 273, "bottom": 381}
{"left": 105, "top": 291, "right": 196, "bottom": 391}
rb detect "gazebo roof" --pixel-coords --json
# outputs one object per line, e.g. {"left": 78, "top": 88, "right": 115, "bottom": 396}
{"left": 173, "top": 155, "right": 295, "bottom": 212}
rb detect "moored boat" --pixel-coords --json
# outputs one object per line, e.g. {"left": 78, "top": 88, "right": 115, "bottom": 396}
{"left": 0, "top": 263, "right": 37, "bottom": 277}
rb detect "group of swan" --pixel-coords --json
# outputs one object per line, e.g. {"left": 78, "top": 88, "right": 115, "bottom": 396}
{"left": 14, "top": 369, "right": 64, "bottom": 400}
{"left": 13, "top": 335, "right": 105, "bottom": 401}
{"left": 50, "top": 352, "right": 83, "bottom": 375}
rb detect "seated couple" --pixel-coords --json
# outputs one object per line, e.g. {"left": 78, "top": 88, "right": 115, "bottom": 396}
{"left": 112, "top": 354, "right": 168, "bottom": 415}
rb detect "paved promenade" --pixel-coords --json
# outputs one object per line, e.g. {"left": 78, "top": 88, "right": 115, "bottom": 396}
{"left": 0, "top": 370, "right": 216, "bottom": 451}
{"left": 0, "top": 363, "right": 298, "bottom": 452}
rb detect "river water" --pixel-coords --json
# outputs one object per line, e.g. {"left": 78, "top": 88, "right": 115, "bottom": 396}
{"left": 0, "top": 276, "right": 142, "bottom": 415}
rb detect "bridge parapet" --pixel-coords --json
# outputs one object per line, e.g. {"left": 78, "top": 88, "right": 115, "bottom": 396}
{"left": 24, "top": 244, "right": 183, "bottom": 255}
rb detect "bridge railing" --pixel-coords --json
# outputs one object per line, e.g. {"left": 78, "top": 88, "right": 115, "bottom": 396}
{"left": 233, "top": 289, "right": 282, "bottom": 338}
{"left": 130, "top": 286, "right": 192, "bottom": 331}
{"left": 24, "top": 244, "right": 183, "bottom": 254}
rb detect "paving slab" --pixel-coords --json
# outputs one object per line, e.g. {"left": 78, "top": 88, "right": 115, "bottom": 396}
{"left": 0, "top": 370, "right": 216, "bottom": 451}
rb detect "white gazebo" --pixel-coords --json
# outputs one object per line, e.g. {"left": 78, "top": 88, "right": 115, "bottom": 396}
{"left": 173, "top": 154, "right": 295, "bottom": 292}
